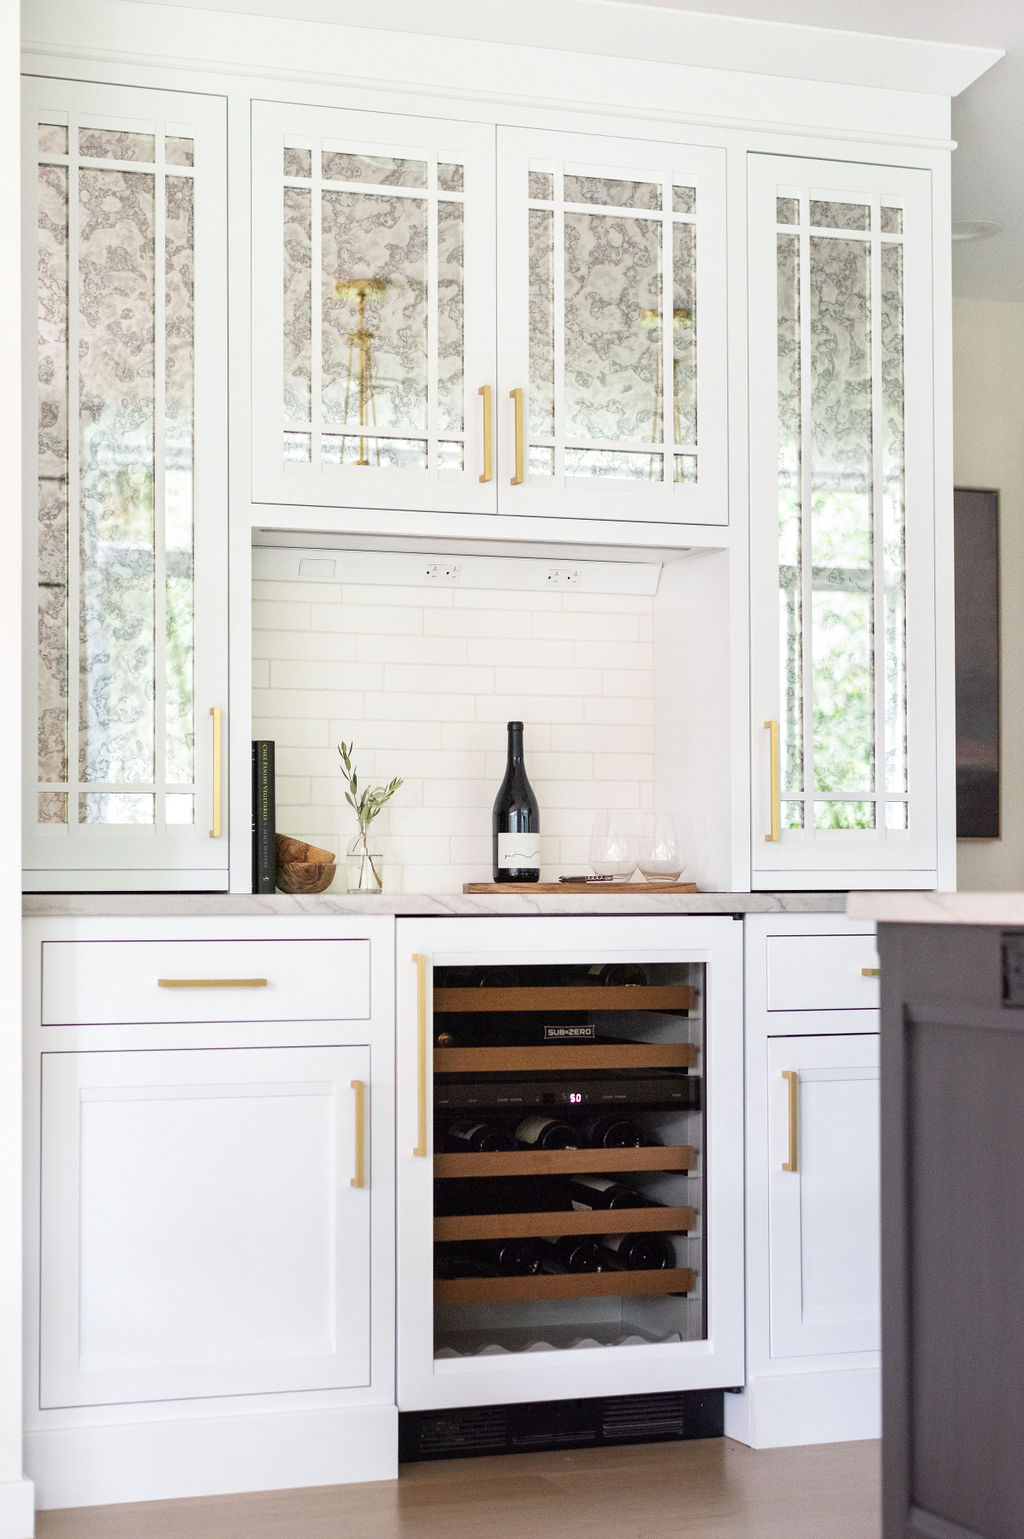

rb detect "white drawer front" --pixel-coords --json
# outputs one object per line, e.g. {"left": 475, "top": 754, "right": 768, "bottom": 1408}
{"left": 766, "top": 934, "right": 880, "bottom": 1013}
{"left": 41, "top": 939, "right": 371, "bottom": 1025}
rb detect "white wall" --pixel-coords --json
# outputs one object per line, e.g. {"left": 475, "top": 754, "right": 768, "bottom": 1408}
{"left": 953, "top": 297, "right": 1024, "bottom": 892}
{"left": 252, "top": 576, "right": 656, "bottom": 892}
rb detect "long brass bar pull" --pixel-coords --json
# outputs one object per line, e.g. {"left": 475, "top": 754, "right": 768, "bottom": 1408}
{"left": 412, "top": 953, "right": 429, "bottom": 1158}
{"left": 782, "top": 1070, "right": 798, "bottom": 1172}
{"left": 158, "top": 978, "right": 268, "bottom": 989}
{"left": 763, "top": 719, "right": 781, "bottom": 842}
{"left": 209, "top": 706, "right": 223, "bottom": 839}
{"left": 350, "top": 1079, "right": 367, "bottom": 1189}
{"left": 478, "top": 385, "right": 493, "bottom": 483}
{"left": 510, "top": 387, "right": 524, "bottom": 485}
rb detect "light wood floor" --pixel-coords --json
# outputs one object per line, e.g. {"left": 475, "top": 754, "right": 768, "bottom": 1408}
{"left": 36, "top": 1437, "right": 881, "bottom": 1538}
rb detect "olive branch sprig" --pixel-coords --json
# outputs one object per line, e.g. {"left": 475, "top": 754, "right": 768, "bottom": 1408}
{"left": 338, "top": 740, "right": 403, "bottom": 832}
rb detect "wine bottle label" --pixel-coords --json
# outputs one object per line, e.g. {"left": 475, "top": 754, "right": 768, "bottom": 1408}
{"left": 498, "top": 832, "right": 540, "bottom": 870}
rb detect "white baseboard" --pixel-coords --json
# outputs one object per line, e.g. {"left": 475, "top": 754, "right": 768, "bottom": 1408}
{"left": 0, "top": 1477, "right": 35, "bottom": 1539}
{"left": 26, "top": 1404, "right": 397, "bottom": 1511}
{"left": 724, "top": 1366, "right": 880, "bottom": 1449}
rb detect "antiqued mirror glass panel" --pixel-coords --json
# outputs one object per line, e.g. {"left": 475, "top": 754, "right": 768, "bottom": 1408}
{"left": 33, "top": 115, "right": 198, "bottom": 832}
{"left": 528, "top": 160, "right": 703, "bottom": 486}
{"left": 776, "top": 191, "right": 909, "bottom": 838}
{"left": 281, "top": 142, "right": 467, "bottom": 477}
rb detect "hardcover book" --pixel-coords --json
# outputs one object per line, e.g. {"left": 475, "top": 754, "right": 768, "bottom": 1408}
{"left": 251, "top": 740, "right": 276, "bottom": 893}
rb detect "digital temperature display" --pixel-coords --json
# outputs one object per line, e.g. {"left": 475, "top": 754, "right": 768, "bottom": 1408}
{"left": 568, "top": 1092, "right": 582, "bottom": 1103}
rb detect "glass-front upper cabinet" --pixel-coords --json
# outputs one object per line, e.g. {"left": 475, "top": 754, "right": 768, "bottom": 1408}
{"left": 251, "top": 102, "right": 497, "bottom": 513}
{"left": 747, "top": 155, "right": 938, "bottom": 884}
{"left": 22, "top": 79, "right": 228, "bottom": 890}
{"left": 495, "top": 129, "right": 727, "bottom": 526}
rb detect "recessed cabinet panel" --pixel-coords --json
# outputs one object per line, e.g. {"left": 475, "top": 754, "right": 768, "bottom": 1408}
{"left": 251, "top": 101, "right": 497, "bottom": 513}
{"left": 39, "top": 1046, "right": 371, "bottom": 1406}
{"left": 765, "top": 934, "right": 880, "bottom": 1012}
{"left": 22, "top": 79, "right": 228, "bottom": 885}
{"left": 767, "top": 1034, "right": 880, "bottom": 1358}
{"left": 496, "top": 129, "right": 727, "bottom": 525}
{"left": 749, "top": 155, "right": 938, "bottom": 880}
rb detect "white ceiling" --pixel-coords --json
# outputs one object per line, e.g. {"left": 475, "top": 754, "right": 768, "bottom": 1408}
{"left": 610, "top": 0, "right": 1023, "bottom": 301}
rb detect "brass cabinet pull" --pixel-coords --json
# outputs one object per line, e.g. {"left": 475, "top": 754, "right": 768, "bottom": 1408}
{"left": 509, "top": 387, "right": 524, "bottom": 486}
{"left": 412, "top": 953, "right": 428, "bottom": 1158}
{"left": 350, "top": 1079, "right": 367, "bottom": 1189}
{"left": 157, "top": 978, "right": 268, "bottom": 988}
{"left": 861, "top": 967, "right": 881, "bottom": 978}
{"left": 782, "top": 1069, "right": 798, "bottom": 1172}
{"left": 209, "top": 706, "right": 223, "bottom": 839}
{"left": 763, "top": 719, "right": 781, "bottom": 842}
{"left": 478, "top": 384, "right": 493, "bottom": 483}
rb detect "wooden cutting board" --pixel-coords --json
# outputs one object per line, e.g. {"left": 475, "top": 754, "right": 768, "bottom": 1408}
{"left": 463, "top": 881, "right": 699, "bottom": 893}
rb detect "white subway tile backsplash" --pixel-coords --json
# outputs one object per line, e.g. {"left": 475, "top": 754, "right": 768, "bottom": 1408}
{"left": 253, "top": 571, "right": 655, "bottom": 892}
{"left": 270, "top": 659, "right": 385, "bottom": 692}
{"left": 425, "top": 608, "right": 533, "bottom": 639}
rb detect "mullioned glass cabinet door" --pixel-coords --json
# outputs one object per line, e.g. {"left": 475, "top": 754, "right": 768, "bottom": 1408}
{"left": 495, "top": 128, "right": 728, "bottom": 527}
{"left": 22, "top": 79, "right": 228, "bottom": 889}
{"left": 747, "top": 154, "right": 938, "bottom": 883}
{"left": 251, "top": 102, "right": 497, "bottom": 514}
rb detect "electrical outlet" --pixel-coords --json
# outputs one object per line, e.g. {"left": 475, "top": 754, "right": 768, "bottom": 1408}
{"left": 545, "top": 567, "right": 583, "bottom": 587}
{"left": 424, "top": 562, "right": 462, "bottom": 583}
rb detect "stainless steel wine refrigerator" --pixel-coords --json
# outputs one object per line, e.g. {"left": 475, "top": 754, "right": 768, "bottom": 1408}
{"left": 396, "top": 916, "right": 745, "bottom": 1451}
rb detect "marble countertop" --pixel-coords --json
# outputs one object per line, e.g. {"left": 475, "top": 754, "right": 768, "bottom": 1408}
{"left": 24, "top": 890, "right": 853, "bottom": 919}
{"left": 847, "top": 891, "right": 1024, "bottom": 926}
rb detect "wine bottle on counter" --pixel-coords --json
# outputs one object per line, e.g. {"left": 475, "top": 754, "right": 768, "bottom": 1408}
{"left": 514, "top": 1114, "right": 581, "bottom": 1150}
{"left": 445, "top": 1118, "right": 515, "bottom": 1153}
{"left": 568, "top": 1175, "right": 660, "bottom": 1210}
{"left": 600, "top": 1232, "right": 675, "bottom": 1270}
{"left": 542, "top": 1235, "right": 611, "bottom": 1274}
{"left": 576, "top": 1112, "right": 649, "bottom": 1149}
{"left": 492, "top": 721, "right": 540, "bottom": 883}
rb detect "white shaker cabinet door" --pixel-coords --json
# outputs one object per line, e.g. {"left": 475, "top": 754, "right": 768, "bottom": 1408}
{"left": 767, "top": 1033, "right": 880, "bottom": 1359}
{"left": 748, "top": 153, "right": 941, "bottom": 885}
{"left": 496, "top": 128, "right": 728, "bottom": 527}
{"left": 39, "top": 1045, "right": 372, "bottom": 1407}
{"left": 251, "top": 101, "right": 497, "bottom": 514}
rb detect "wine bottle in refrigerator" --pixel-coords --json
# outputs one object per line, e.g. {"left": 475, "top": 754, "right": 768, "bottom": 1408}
{"left": 514, "top": 1114, "right": 581, "bottom": 1150}
{"left": 600, "top": 1232, "right": 675, "bottom": 1270}
{"left": 568, "top": 1175, "right": 659, "bottom": 1209}
{"left": 492, "top": 721, "right": 540, "bottom": 883}
{"left": 577, "top": 1112, "right": 649, "bottom": 1149}
{"left": 542, "top": 1235, "right": 610, "bottom": 1273}
{"left": 445, "top": 1118, "right": 515, "bottom": 1152}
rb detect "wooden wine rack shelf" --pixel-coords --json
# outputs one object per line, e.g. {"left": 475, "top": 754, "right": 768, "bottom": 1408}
{"left": 434, "top": 984, "right": 697, "bottom": 1014}
{"left": 434, "top": 1206, "right": 696, "bottom": 1242}
{"left": 435, "top": 1042, "right": 697, "bottom": 1073}
{"left": 434, "top": 1268, "right": 695, "bottom": 1305}
{"left": 433, "top": 1145, "right": 696, "bottom": 1178}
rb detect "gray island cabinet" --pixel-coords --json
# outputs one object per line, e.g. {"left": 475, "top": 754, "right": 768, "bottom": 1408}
{"left": 848, "top": 894, "right": 1024, "bottom": 1539}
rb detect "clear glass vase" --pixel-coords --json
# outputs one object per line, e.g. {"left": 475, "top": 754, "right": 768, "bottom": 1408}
{"left": 346, "top": 828, "right": 384, "bottom": 894}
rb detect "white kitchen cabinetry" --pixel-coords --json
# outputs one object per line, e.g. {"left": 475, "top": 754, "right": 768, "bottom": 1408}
{"left": 395, "top": 914, "right": 744, "bottom": 1413}
{"left": 21, "top": 78, "right": 229, "bottom": 892}
{"left": 748, "top": 155, "right": 941, "bottom": 888}
{"left": 251, "top": 102, "right": 727, "bottom": 528}
{"left": 727, "top": 915, "right": 881, "bottom": 1449}
{"left": 23, "top": 916, "right": 397, "bottom": 1510}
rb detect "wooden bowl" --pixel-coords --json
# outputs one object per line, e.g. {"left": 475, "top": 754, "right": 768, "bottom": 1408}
{"left": 276, "top": 833, "right": 335, "bottom": 865}
{"left": 275, "top": 860, "right": 336, "bottom": 895}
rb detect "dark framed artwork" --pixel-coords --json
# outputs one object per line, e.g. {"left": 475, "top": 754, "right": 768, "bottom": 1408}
{"left": 954, "top": 487, "right": 1000, "bottom": 838}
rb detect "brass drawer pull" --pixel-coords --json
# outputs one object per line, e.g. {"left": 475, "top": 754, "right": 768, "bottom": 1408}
{"left": 509, "top": 387, "right": 524, "bottom": 486}
{"left": 412, "top": 953, "right": 428, "bottom": 1157}
{"left": 782, "top": 1069, "right": 798, "bottom": 1172}
{"left": 157, "top": 978, "right": 269, "bottom": 988}
{"left": 861, "top": 967, "right": 881, "bottom": 978}
{"left": 350, "top": 1079, "right": 367, "bottom": 1189}
{"left": 209, "top": 706, "right": 223, "bottom": 839}
{"left": 478, "top": 384, "right": 493, "bottom": 483}
{"left": 763, "top": 719, "right": 780, "bottom": 842}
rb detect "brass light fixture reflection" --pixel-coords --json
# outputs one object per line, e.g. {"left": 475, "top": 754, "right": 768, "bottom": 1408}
{"left": 641, "top": 306, "right": 692, "bottom": 482}
{"left": 336, "top": 276, "right": 388, "bottom": 466}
